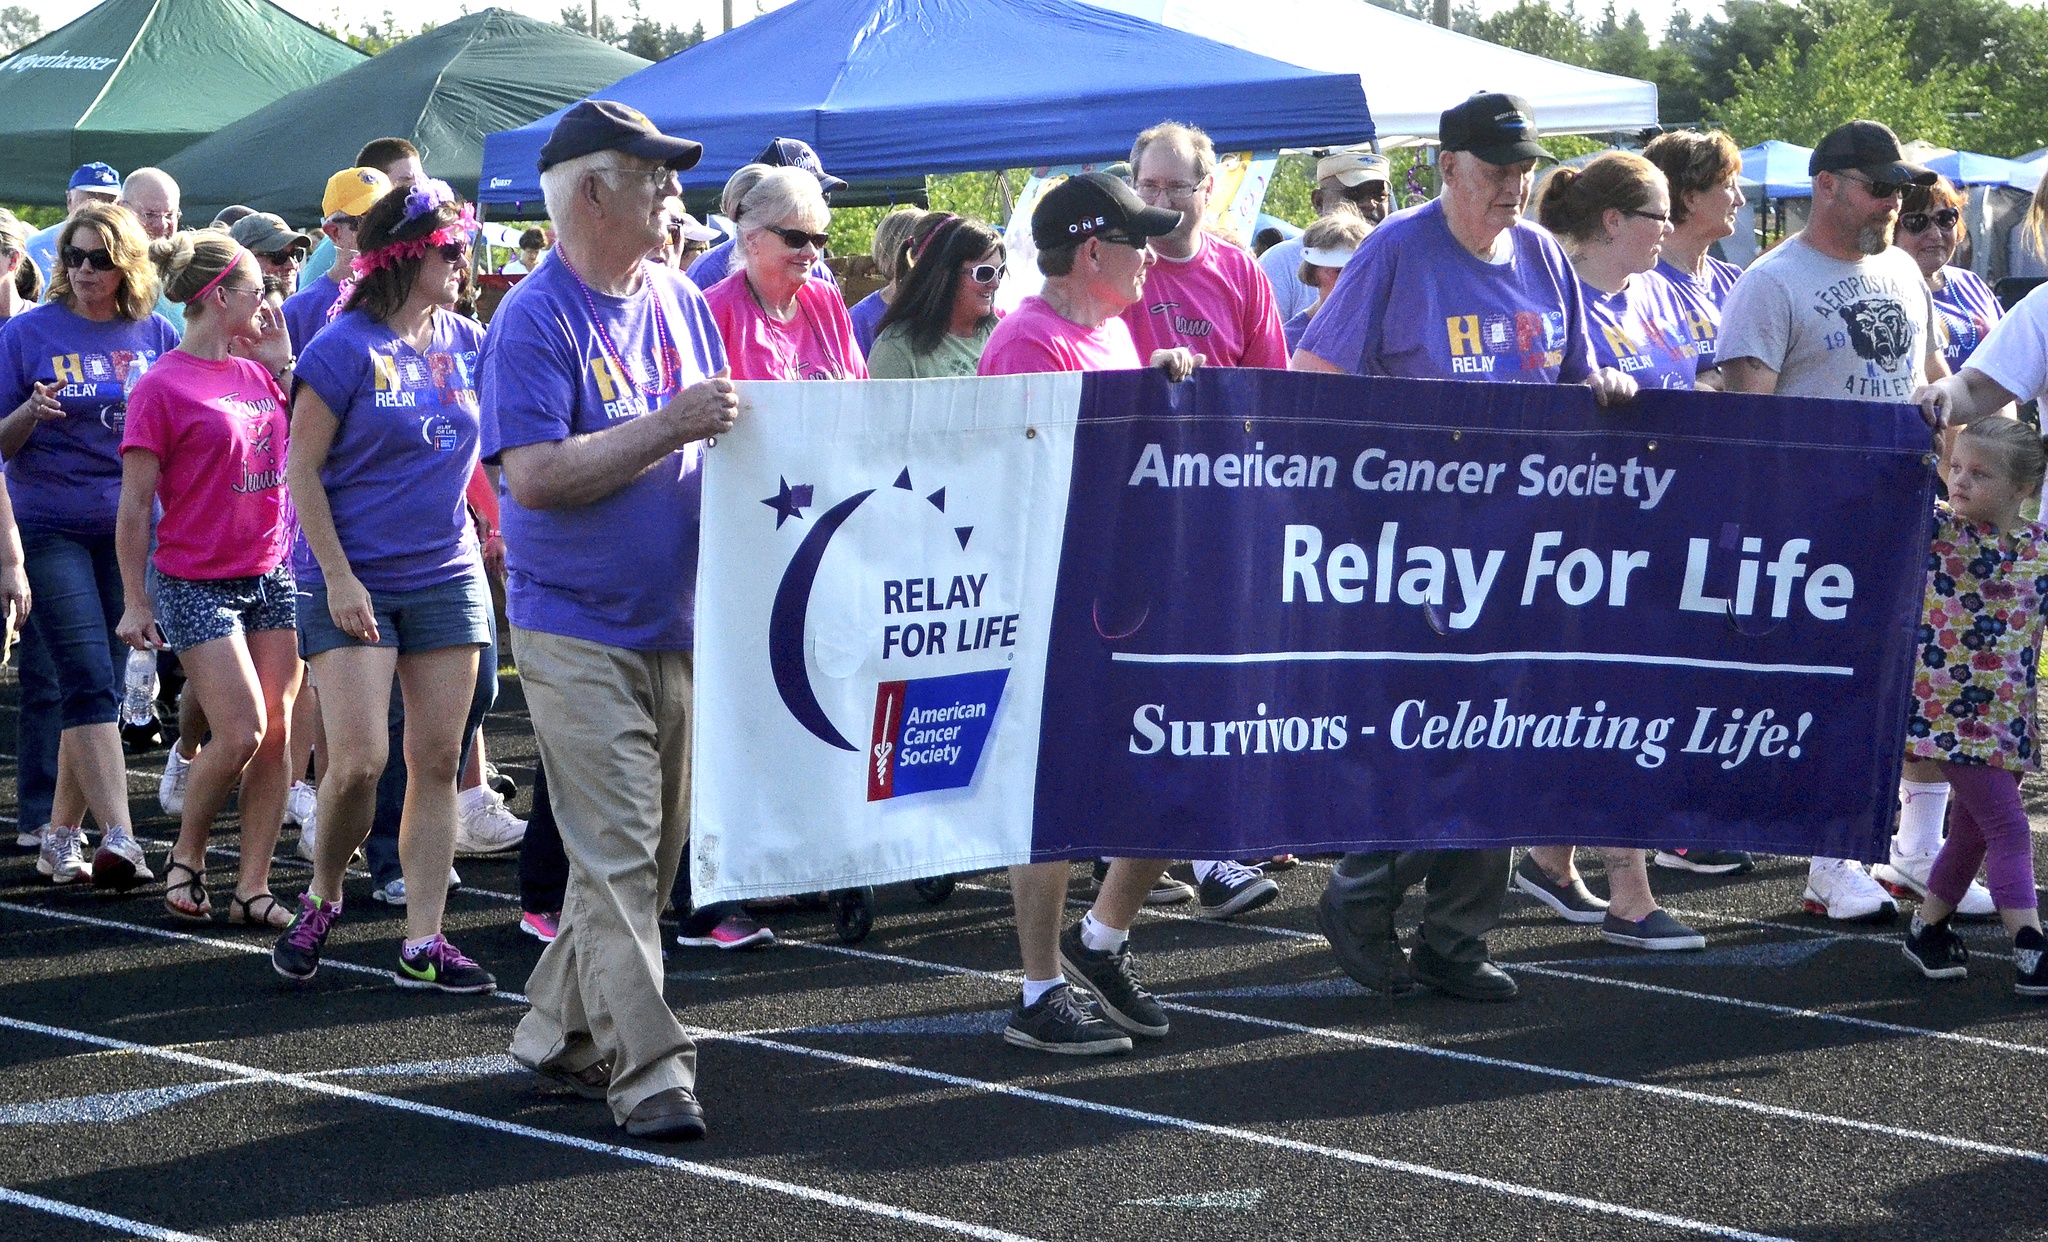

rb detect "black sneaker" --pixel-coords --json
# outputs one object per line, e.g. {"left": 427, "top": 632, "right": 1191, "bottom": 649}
{"left": 1002, "top": 982, "right": 1133, "bottom": 1055}
{"left": 395, "top": 934, "right": 497, "bottom": 994}
{"left": 1089, "top": 859, "right": 1193, "bottom": 905}
{"left": 1903, "top": 914, "right": 1969, "bottom": 980}
{"left": 272, "top": 893, "right": 340, "bottom": 982}
{"left": 1653, "top": 848, "right": 1756, "bottom": 875}
{"left": 1195, "top": 860, "right": 1279, "bottom": 919}
{"left": 1058, "top": 922, "right": 1168, "bottom": 1038}
{"left": 1510, "top": 853, "right": 1609, "bottom": 924}
{"left": 2013, "top": 926, "right": 2048, "bottom": 999}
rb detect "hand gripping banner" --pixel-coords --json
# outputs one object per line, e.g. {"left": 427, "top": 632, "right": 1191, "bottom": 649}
{"left": 690, "top": 370, "right": 1933, "bottom": 902}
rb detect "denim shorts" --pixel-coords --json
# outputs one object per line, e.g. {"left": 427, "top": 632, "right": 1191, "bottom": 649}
{"left": 296, "top": 565, "right": 493, "bottom": 659}
{"left": 152, "top": 564, "right": 298, "bottom": 653}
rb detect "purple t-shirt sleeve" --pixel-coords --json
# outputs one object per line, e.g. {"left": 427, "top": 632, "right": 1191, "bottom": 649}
{"left": 1295, "top": 231, "right": 1397, "bottom": 374}
{"left": 479, "top": 301, "right": 582, "bottom": 458}
{"left": 294, "top": 322, "right": 367, "bottom": 422}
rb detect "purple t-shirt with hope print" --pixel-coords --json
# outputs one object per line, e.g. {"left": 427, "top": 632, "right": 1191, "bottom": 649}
{"left": 292, "top": 307, "right": 484, "bottom": 591}
{"left": 479, "top": 257, "right": 727, "bottom": 652}
{"left": 1586, "top": 272, "right": 1700, "bottom": 391}
{"left": 1297, "top": 199, "right": 1595, "bottom": 384}
{"left": 0, "top": 302, "right": 179, "bottom": 535}
{"left": 1654, "top": 255, "right": 1741, "bottom": 375}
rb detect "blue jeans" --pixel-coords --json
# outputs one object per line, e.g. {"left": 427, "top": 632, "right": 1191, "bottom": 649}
{"left": 13, "top": 619, "right": 61, "bottom": 833}
{"left": 363, "top": 622, "right": 499, "bottom": 887}
{"left": 19, "top": 529, "right": 125, "bottom": 731}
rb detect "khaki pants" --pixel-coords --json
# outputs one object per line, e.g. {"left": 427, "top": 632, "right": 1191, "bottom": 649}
{"left": 507, "top": 626, "right": 696, "bottom": 1123}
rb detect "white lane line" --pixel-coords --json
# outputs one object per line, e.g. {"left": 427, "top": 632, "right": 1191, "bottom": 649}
{"left": 5, "top": 899, "right": 1799, "bottom": 1238}
{"left": 0, "top": 1185, "right": 219, "bottom": 1241}
{"left": 0, "top": 1014, "right": 1044, "bottom": 1242}
{"left": 794, "top": 940, "right": 2048, "bottom": 1165}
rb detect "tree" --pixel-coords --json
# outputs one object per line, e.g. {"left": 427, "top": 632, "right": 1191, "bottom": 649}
{"left": 1710, "top": 0, "right": 1984, "bottom": 148}
{"left": 321, "top": 11, "right": 425, "bottom": 54}
{"left": 561, "top": 3, "right": 705, "bottom": 60}
{"left": 0, "top": 5, "right": 40, "bottom": 56}
{"left": 1467, "top": 0, "right": 1592, "bottom": 64}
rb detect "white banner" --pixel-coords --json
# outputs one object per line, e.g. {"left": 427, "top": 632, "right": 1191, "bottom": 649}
{"left": 690, "top": 376, "right": 1081, "bottom": 902}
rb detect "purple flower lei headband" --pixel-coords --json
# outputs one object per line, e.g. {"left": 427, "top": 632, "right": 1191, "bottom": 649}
{"left": 349, "top": 178, "right": 476, "bottom": 279}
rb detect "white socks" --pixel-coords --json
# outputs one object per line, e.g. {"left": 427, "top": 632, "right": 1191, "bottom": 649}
{"left": 1897, "top": 779, "right": 1951, "bottom": 858}
{"left": 1079, "top": 912, "right": 1127, "bottom": 952}
{"left": 1021, "top": 976, "right": 1063, "bottom": 1006}
{"left": 458, "top": 784, "right": 494, "bottom": 813}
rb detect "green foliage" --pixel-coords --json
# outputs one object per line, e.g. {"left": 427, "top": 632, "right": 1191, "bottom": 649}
{"left": 825, "top": 172, "right": 1028, "bottom": 258}
{"left": 320, "top": 10, "right": 427, "bottom": 54}
{"left": 559, "top": 3, "right": 706, "bottom": 59}
{"left": 0, "top": 5, "right": 41, "bottom": 56}
{"left": 3, "top": 204, "right": 62, "bottom": 229}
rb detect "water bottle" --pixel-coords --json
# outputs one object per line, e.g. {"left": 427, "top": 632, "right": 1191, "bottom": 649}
{"left": 123, "top": 354, "right": 149, "bottom": 399}
{"left": 121, "top": 648, "right": 157, "bottom": 728}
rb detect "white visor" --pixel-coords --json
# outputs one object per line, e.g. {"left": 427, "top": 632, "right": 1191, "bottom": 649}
{"left": 1302, "top": 245, "right": 1357, "bottom": 268}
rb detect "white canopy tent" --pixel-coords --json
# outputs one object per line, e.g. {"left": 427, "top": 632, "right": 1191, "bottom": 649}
{"left": 1087, "top": 0, "right": 1658, "bottom": 138}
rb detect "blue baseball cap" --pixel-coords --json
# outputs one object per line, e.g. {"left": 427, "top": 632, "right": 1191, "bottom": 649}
{"left": 756, "top": 138, "right": 848, "bottom": 195}
{"left": 69, "top": 162, "right": 119, "bottom": 194}
{"left": 537, "top": 100, "right": 702, "bottom": 175}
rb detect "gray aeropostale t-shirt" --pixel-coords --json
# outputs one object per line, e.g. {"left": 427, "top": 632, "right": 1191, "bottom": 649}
{"left": 1716, "top": 235, "right": 1936, "bottom": 402}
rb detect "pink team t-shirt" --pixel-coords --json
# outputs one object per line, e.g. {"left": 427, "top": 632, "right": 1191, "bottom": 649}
{"left": 121, "top": 350, "right": 289, "bottom": 580}
{"left": 978, "top": 296, "right": 1142, "bottom": 375}
{"left": 703, "top": 272, "right": 869, "bottom": 381}
{"left": 1117, "top": 233, "right": 1288, "bottom": 369}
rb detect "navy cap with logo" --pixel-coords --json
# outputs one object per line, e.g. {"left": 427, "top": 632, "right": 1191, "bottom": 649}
{"left": 756, "top": 138, "right": 849, "bottom": 196}
{"left": 537, "top": 100, "right": 703, "bottom": 175}
{"left": 1807, "top": 120, "right": 1936, "bottom": 187}
{"left": 1030, "top": 172, "right": 1181, "bottom": 251}
{"left": 69, "top": 162, "right": 120, "bottom": 194}
{"left": 1439, "top": 92, "right": 1552, "bottom": 165}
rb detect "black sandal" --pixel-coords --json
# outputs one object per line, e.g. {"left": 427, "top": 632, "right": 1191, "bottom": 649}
{"left": 163, "top": 859, "right": 210, "bottom": 923}
{"left": 227, "top": 891, "right": 291, "bottom": 929}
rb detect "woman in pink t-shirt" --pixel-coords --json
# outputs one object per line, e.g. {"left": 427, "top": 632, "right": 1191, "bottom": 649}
{"left": 115, "top": 231, "right": 299, "bottom": 928}
{"left": 704, "top": 167, "right": 867, "bottom": 381}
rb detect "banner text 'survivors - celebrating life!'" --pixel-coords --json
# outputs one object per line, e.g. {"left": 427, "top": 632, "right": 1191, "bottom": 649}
{"left": 690, "top": 371, "right": 1934, "bottom": 903}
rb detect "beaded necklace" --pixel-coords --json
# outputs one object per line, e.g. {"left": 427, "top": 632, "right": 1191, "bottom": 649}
{"left": 557, "top": 251, "right": 679, "bottom": 397}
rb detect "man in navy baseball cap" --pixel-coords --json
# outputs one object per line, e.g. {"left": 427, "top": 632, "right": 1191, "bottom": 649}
{"left": 24, "top": 162, "right": 124, "bottom": 288}
{"left": 537, "top": 100, "right": 703, "bottom": 174}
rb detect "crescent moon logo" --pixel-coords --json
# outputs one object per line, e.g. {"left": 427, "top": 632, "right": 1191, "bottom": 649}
{"left": 767, "top": 488, "right": 874, "bottom": 751}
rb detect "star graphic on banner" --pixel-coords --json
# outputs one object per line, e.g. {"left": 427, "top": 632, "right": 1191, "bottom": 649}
{"left": 762, "top": 477, "right": 814, "bottom": 528}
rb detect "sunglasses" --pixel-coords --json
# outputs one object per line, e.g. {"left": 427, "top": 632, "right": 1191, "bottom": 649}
{"left": 61, "top": 246, "right": 115, "bottom": 272}
{"left": 965, "top": 261, "right": 1007, "bottom": 285}
{"left": 1096, "top": 232, "right": 1149, "bottom": 250}
{"left": 765, "top": 225, "right": 831, "bottom": 252}
{"left": 1838, "top": 173, "right": 1908, "bottom": 199}
{"left": 1899, "top": 207, "right": 1961, "bottom": 234}
{"left": 434, "top": 241, "right": 470, "bottom": 263}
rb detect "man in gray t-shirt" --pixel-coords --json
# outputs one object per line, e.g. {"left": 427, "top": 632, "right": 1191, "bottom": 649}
{"left": 1717, "top": 119, "right": 1948, "bottom": 927}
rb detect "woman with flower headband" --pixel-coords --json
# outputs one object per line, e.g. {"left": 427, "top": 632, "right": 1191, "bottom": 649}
{"left": 703, "top": 167, "right": 867, "bottom": 380}
{"left": 271, "top": 179, "right": 497, "bottom": 995}
{"left": 115, "top": 231, "right": 298, "bottom": 926}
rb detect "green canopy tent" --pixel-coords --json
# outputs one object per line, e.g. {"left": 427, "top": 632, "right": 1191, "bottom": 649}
{"left": 162, "top": 9, "right": 650, "bottom": 224}
{"left": 0, "top": 0, "right": 364, "bottom": 205}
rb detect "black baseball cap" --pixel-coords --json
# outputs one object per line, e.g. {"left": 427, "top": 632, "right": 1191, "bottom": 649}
{"left": 1808, "top": 120, "right": 1935, "bottom": 186}
{"left": 1031, "top": 172, "right": 1181, "bottom": 251}
{"left": 757, "top": 138, "right": 848, "bottom": 195}
{"left": 1439, "top": 92, "right": 1552, "bottom": 165}
{"left": 537, "top": 100, "right": 703, "bottom": 174}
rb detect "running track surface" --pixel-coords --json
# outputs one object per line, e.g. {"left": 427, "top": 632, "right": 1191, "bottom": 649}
{"left": 2, "top": 672, "right": 2046, "bottom": 1242}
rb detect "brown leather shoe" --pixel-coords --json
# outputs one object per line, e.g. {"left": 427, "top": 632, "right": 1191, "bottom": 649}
{"left": 532, "top": 1059, "right": 610, "bottom": 1100}
{"left": 623, "top": 1086, "right": 707, "bottom": 1140}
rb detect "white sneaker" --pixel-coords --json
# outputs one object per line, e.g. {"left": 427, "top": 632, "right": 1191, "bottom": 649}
{"left": 91, "top": 825, "right": 154, "bottom": 891}
{"left": 158, "top": 747, "right": 193, "bottom": 817}
{"left": 370, "top": 868, "right": 461, "bottom": 906}
{"left": 1873, "top": 849, "right": 1997, "bottom": 918}
{"left": 294, "top": 799, "right": 321, "bottom": 862}
{"left": 15, "top": 822, "right": 46, "bottom": 850}
{"left": 1802, "top": 857, "right": 1899, "bottom": 923}
{"left": 37, "top": 824, "right": 92, "bottom": 885}
{"left": 284, "top": 781, "right": 317, "bottom": 829}
{"left": 453, "top": 788, "right": 526, "bottom": 856}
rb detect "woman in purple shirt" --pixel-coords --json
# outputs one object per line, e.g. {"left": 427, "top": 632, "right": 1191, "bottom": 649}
{"left": 1893, "top": 176, "right": 2003, "bottom": 375}
{"left": 1642, "top": 130, "right": 1747, "bottom": 385}
{"left": 274, "top": 181, "right": 496, "bottom": 995}
{"left": 0, "top": 202, "right": 177, "bottom": 892}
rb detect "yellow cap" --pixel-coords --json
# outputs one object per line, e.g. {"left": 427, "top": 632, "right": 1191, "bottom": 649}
{"left": 322, "top": 167, "right": 392, "bottom": 220}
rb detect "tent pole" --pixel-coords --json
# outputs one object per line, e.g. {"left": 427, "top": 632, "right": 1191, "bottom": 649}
{"left": 724, "top": 0, "right": 734, "bottom": 31}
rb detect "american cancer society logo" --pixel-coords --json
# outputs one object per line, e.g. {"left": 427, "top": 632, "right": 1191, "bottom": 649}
{"left": 762, "top": 465, "right": 1018, "bottom": 802}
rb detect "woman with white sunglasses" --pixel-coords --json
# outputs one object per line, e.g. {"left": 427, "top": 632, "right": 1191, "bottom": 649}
{"left": 866, "top": 215, "right": 1006, "bottom": 379}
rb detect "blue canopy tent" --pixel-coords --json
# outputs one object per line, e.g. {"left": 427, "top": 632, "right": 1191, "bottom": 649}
{"left": 1924, "top": 150, "right": 2022, "bottom": 187}
{"left": 1739, "top": 140, "right": 1814, "bottom": 199}
{"left": 478, "top": 0, "right": 1372, "bottom": 208}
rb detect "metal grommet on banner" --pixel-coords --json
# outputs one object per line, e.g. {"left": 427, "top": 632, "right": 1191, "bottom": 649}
{"left": 1646, "top": 441, "right": 1658, "bottom": 451}
{"left": 1922, "top": 453, "right": 1934, "bottom": 465}
{"left": 1025, "top": 426, "right": 1037, "bottom": 439}
{"left": 1451, "top": 430, "right": 1462, "bottom": 441}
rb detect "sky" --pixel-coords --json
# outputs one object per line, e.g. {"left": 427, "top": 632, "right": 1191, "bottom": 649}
{"left": 18, "top": 0, "right": 1719, "bottom": 48}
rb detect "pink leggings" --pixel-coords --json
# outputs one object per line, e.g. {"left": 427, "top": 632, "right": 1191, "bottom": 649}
{"left": 1929, "top": 762, "right": 2038, "bottom": 911}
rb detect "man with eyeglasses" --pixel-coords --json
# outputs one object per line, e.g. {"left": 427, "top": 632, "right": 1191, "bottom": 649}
{"left": 1260, "top": 148, "right": 1393, "bottom": 322}
{"left": 1119, "top": 121, "right": 1287, "bottom": 375}
{"left": 283, "top": 168, "right": 392, "bottom": 354}
{"left": 117, "top": 169, "right": 185, "bottom": 332}
{"left": 1717, "top": 118, "right": 1949, "bottom": 925}
{"left": 228, "top": 213, "right": 313, "bottom": 299}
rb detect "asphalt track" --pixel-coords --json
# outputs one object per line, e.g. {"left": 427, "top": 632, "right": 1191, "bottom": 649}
{"left": 3, "top": 669, "right": 2047, "bottom": 1242}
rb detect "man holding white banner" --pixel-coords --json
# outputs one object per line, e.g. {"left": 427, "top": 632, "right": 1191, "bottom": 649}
{"left": 480, "top": 101, "right": 736, "bottom": 1140}
{"left": 978, "top": 171, "right": 1199, "bottom": 1055}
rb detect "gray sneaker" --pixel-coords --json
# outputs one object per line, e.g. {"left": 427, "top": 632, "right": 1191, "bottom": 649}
{"left": 1002, "top": 982, "right": 1133, "bottom": 1055}
{"left": 1058, "top": 922, "right": 1168, "bottom": 1038}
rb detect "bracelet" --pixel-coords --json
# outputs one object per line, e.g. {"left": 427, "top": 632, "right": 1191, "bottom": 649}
{"left": 270, "top": 355, "right": 296, "bottom": 382}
